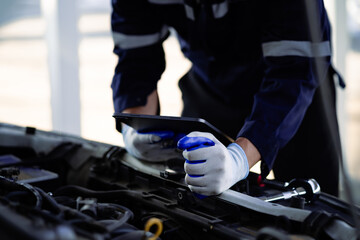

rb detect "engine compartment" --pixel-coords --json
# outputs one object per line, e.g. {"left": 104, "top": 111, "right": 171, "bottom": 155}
{"left": 0, "top": 123, "right": 358, "bottom": 240}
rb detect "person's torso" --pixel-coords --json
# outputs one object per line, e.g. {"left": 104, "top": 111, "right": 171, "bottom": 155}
{"left": 150, "top": 0, "right": 265, "bottom": 105}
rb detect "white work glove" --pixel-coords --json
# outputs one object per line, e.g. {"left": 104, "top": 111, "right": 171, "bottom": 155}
{"left": 122, "top": 124, "right": 183, "bottom": 162}
{"left": 177, "top": 132, "right": 249, "bottom": 196}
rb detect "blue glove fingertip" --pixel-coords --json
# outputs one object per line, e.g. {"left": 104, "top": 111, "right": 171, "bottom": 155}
{"left": 194, "top": 193, "right": 207, "bottom": 199}
{"left": 177, "top": 136, "right": 215, "bottom": 151}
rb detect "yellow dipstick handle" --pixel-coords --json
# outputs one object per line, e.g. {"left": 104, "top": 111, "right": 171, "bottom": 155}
{"left": 144, "top": 217, "right": 163, "bottom": 240}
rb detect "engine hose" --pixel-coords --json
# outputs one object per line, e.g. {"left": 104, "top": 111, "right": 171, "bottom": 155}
{"left": 0, "top": 176, "right": 42, "bottom": 209}
{"left": 35, "top": 187, "right": 62, "bottom": 214}
{"left": 55, "top": 186, "right": 135, "bottom": 232}
{"left": 54, "top": 185, "right": 242, "bottom": 239}
{"left": 97, "top": 203, "right": 134, "bottom": 232}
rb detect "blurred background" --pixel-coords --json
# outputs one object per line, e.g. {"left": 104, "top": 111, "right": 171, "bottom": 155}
{"left": 0, "top": 0, "right": 359, "bottom": 203}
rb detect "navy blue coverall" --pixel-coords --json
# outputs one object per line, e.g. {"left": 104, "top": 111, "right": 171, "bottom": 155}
{"left": 111, "top": 0, "right": 343, "bottom": 195}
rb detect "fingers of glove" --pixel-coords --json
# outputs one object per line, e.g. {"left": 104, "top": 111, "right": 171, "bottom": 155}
{"left": 187, "top": 131, "right": 216, "bottom": 139}
{"left": 185, "top": 132, "right": 223, "bottom": 145}
{"left": 129, "top": 130, "right": 175, "bottom": 145}
{"left": 184, "top": 160, "right": 207, "bottom": 176}
{"left": 122, "top": 125, "right": 175, "bottom": 142}
{"left": 138, "top": 130, "right": 175, "bottom": 140}
{"left": 188, "top": 185, "right": 208, "bottom": 196}
{"left": 157, "top": 133, "right": 185, "bottom": 148}
{"left": 188, "top": 185, "right": 221, "bottom": 196}
{"left": 182, "top": 144, "right": 226, "bottom": 163}
{"left": 177, "top": 135, "right": 215, "bottom": 151}
{"left": 134, "top": 132, "right": 163, "bottom": 144}
{"left": 185, "top": 174, "right": 207, "bottom": 187}
{"left": 187, "top": 177, "right": 226, "bottom": 196}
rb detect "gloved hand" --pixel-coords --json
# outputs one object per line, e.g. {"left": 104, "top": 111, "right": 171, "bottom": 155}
{"left": 122, "top": 124, "right": 184, "bottom": 162}
{"left": 177, "top": 132, "right": 249, "bottom": 196}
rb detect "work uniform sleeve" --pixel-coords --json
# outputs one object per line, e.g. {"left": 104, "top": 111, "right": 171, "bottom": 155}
{"left": 111, "top": 0, "right": 170, "bottom": 112}
{"left": 237, "top": 0, "right": 333, "bottom": 176}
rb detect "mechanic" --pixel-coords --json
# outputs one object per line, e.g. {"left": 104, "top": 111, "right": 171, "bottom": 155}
{"left": 111, "top": 0, "right": 344, "bottom": 197}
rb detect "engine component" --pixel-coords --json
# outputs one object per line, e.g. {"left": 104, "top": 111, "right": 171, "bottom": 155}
{"left": 0, "top": 123, "right": 359, "bottom": 240}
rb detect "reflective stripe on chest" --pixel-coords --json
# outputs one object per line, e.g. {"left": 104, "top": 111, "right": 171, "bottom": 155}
{"left": 148, "top": 0, "right": 229, "bottom": 20}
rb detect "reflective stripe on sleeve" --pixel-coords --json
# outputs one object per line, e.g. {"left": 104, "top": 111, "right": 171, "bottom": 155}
{"left": 212, "top": 0, "right": 229, "bottom": 19}
{"left": 112, "top": 25, "right": 169, "bottom": 50}
{"left": 262, "top": 40, "right": 331, "bottom": 57}
{"left": 148, "top": 0, "right": 183, "bottom": 4}
{"left": 185, "top": 4, "right": 195, "bottom": 20}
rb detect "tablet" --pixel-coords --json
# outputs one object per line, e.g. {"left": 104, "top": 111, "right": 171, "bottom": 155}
{"left": 113, "top": 113, "right": 234, "bottom": 146}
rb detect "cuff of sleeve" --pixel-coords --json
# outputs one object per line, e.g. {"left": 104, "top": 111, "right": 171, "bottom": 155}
{"left": 228, "top": 143, "right": 249, "bottom": 180}
{"left": 237, "top": 120, "right": 280, "bottom": 177}
{"left": 113, "top": 93, "right": 149, "bottom": 113}
{"left": 111, "top": 73, "right": 158, "bottom": 113}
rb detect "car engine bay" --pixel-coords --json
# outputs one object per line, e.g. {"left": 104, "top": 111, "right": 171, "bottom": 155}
{"left": 0, "top": 123, "right": 359, "bottom": 240}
